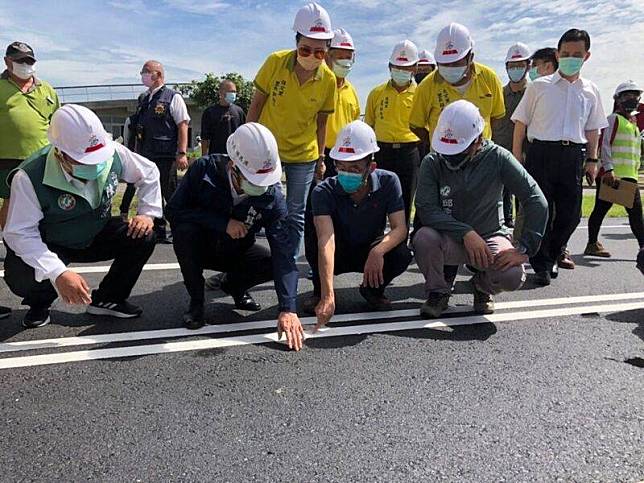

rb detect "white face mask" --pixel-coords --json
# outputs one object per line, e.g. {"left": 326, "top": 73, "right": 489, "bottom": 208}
{"left": 11, "top": 61, "right": 36, "bottom": 80}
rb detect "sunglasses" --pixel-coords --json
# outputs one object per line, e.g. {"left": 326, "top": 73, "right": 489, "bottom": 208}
{"left": 297, "top": 45, "right": 327, "bottom": 60}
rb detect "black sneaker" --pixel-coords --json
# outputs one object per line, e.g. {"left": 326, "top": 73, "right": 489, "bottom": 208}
{"left": 183, "top": 302, "right": 205, "bottom": 330}
{"left": 87, "top": 300, "right": 143, "bottom": 318}
{"left": 534, "top": 271, "right": 551, "bottom": 286}
{"left": 0, "top": 305, "right": 11, "bottom": 320}
{"left": 22, "top": 306, "right": 51, "bottom": 328}
{"left": 420, "top": 292, "right": 450, "bottom": 319}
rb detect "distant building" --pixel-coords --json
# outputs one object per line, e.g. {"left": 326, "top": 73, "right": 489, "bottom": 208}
{"left": 55, "top": 83, "right": 204, "bottom": 147}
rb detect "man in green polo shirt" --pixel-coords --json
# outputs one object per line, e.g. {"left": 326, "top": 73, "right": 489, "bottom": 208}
{"left": 0, "top": 41, "right": 59, "bottom": 320}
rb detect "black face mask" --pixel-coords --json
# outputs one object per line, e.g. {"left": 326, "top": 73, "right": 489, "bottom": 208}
{"left": 414, "top": 73, "right": 428, "bottom": 84}
{"left": 621, "top": 98, "right": 640, "bottom": 111}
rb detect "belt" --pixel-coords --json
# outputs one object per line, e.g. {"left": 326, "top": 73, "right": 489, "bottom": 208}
{"left": 377, "top": 141, "right": 418, "bottom": 150}
{"left": 531, "top": 139, "right": 586, "bottom": 147}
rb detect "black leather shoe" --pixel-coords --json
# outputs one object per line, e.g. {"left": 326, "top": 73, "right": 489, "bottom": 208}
{"left": 232, "top": 292, "right": 261, "bottom": 311}
{"left": 534, "top": 271, "right": 551, "bottom": 286}
{"left": 183, "top": 302, "right": 205, "bottom": 330}
{"left": 220, "top": 278, "right": 261, "bottom": 311}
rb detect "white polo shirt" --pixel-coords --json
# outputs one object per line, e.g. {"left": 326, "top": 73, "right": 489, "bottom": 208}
{"left": 146, "top": 85, "right": 191, "bottom": 125}
{"left": 511, "top": 72, "right": 608, "bottom": 143}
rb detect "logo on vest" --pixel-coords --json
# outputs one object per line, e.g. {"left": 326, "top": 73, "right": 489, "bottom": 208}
{"left": 58, "top": 193, "right": 76, "bottom": 211}
{"left": 154, "top": 102, "right": 166, "bottom": 115}
{"left": 440, "top": 185, "right": 451, "bottom": 197}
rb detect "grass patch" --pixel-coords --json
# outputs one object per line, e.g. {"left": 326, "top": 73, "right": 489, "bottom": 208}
{"left": 581, "top": 193, "right": 627, "bottom": 218}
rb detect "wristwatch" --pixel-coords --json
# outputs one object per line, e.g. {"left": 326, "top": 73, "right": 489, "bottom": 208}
{"left": 176, "top": 151, "right": 187, "bottom": 156}
{"left": 585, "top": 157, "right": 598, "bottom": 163}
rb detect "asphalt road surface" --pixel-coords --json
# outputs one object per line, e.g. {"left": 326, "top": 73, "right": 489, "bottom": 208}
{"left": 0, "top": 219, "right": 642, "bottom": 482}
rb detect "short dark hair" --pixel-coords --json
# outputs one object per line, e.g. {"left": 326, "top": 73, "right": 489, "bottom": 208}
{"left": 531, "top": 47, "right": 559, "bottom": 69}
{"left": 558, "top": 29, "right": 591, "bottom": 51}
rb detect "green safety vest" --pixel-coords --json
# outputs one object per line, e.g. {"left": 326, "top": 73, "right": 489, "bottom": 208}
{"left": 611, "top": 114, "right": 641, "bottom": 180}
{"left": 9, "top": 145, "right": 122, "bottom": 249}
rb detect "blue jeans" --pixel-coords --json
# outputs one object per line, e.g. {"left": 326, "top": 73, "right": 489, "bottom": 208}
{"left": 284, "top": 161, "right": 317, "bottom": 258}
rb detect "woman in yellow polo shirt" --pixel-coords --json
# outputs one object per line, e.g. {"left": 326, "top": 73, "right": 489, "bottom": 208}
{"left": 246, "top": 3, "right": 337, "bottom": 255}
{"left": 364, "top": 39, "right": 420, "bottom": 224}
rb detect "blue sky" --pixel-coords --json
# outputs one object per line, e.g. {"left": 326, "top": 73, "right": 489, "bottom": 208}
{"left": 1, "top": 0, "right": 643, "bottom": 111}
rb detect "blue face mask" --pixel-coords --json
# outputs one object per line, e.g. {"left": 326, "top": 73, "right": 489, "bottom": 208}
{"left": 507, "top": 67, "right": 526, "bottom": 83}
{"left": 72, "top": 161, "right": 107, "bottom": 181}
{"left": 558, "top": 57, "right": 584, "bottom": 76}
{"left": 528, "top": 67, "right": 540, "bottom": 81}
{"left": 438, "top": 64, "right": 468, "bottom": 85}
{"left": 390, "top": 68, "right": 412, "bottom": 86}
{"left": 337, "top": 170, "right": 366, "bottom": 193}
{"left": 225, "top": 92, "right": 237, "bottom": 104}
{"left": 332, "top": 59, "right": 354, "bottom": 78}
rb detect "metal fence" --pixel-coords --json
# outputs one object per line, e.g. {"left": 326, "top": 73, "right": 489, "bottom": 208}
{"left": 53, "top": 83, "right": 192, "bottom": 104}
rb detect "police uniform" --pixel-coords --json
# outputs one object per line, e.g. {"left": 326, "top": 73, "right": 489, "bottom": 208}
{"left": 133, "top": 85, "right": 190, "bottom": 238}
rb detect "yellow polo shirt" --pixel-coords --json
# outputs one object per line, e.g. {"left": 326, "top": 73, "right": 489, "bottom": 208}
{"left": 364, "top": 80, "right": 419, "bottom": 143}
{"left": 409, "top": 62, "right": 505, "bottom": 140}
{"left": 325, "top": 78, "right": 360, "bottom": 148}
{"left": 0, "top": 72, "right": 59, "bottom": 160}
{"left": 254, "top": 50, "right": 337, "bottom": 163}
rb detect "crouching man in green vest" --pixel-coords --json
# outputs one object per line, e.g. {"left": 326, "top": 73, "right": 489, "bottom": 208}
{"left": 3, "top": 104, "right": 162, "bottom": 328}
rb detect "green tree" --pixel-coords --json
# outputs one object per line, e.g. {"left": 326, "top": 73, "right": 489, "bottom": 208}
{"left": 178, "top": 72, "right": 254, "bottom": 113}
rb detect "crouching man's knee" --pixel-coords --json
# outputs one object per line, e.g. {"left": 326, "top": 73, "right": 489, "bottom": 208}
{"left": 412, "top": 226, "right": 443, "bottom": 253}
{"left": 493, "top": 265, "right": 526, "bottom": 294}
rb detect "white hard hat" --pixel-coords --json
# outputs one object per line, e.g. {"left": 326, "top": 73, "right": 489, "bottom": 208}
{"left": 292, "top": 2, "right": 333, "bottom": 40}
{"left": 330, "top": 28, "right": 354, "bottom": 50}
{"left": 330, "top": 121, "right": 380, "bottom": 162}
{"left": 614, "top": 80, "right": 643, "bottom": 98}
{"left": 418, "top": 49, "right": 436, "bottom": 65}
{"left": 434, "top": 23, "right": 474, "bottom": 64}
{"left": 226, "top": 123, "right": 282, "bottom": 186}
{"left": 505, "top": 42, "right": 531, "bottom": 63}
{"left": 432, "top": 100, "right": 485, "bottom": 155}
{"left": 48, "top": 104, "right": 115, "bottom": 165}
{"left": 389, "top": 39, "right": 419, "bottom": 67}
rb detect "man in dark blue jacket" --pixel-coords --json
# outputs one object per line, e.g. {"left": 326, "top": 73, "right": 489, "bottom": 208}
{"left": 167, "top": 123, "right": 304, "bottom": 351}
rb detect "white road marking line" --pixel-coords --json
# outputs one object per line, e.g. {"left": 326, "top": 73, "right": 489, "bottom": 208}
{"left": 0, "top": 263, "right": 180, "bottom": 278}
{"left": 1, "top": 292, "right": 643, "bottom": 354}
{"left": 0, "top": 300, "right": 641, "bottom": 370}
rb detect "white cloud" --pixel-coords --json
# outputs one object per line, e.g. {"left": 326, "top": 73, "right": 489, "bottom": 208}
{"left": 2, "top": 0, "right": 643, "bottom": 113}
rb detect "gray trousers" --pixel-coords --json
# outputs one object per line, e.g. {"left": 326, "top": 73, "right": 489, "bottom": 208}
{"left": 412, "top": 227, "right": 526, "bottom": 296}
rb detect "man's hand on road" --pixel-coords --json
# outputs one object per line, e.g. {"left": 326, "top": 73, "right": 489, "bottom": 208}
{"left": 277, "top": 312, "right": 304, "bottom": 351}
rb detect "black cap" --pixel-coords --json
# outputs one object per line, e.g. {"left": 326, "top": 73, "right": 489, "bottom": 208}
{"left": 5, "top": 42, "right": 36, "bottom": 61}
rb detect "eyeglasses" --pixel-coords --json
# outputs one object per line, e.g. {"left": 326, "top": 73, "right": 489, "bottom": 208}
{"left": 12, "top": 58, "right": 35, "bottom": 65}
{"left": 297, "top": 45, "right": 327, "bottom": 60}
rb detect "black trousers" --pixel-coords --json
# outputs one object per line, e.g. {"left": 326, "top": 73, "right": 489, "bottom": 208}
{"left": 525, "top": 142, "right": 585, "bottom": 273}
{"left": 375, "top": 143, "right": 420, "bottom": 224}
{"left": 172, "top": 222, "right": 274, "bottom": 305}
{"left": 304, "top": 229, "right": 412, "bottom": 297}
{"left": 4, "top": 217, "right": 156, "bottom": 308}
{"left": 153, "top": 157, "right": 178, "bottom": 232}
{"left": 588, "top": 176, "right": 644, "bottom": 248}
